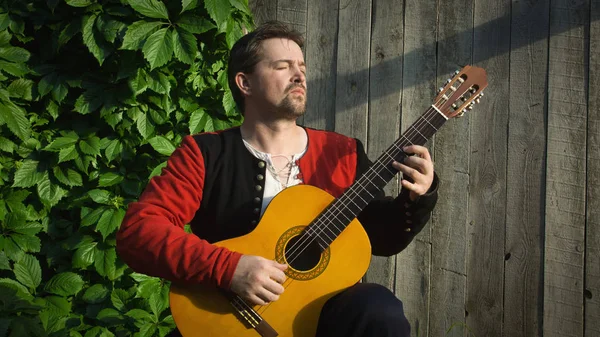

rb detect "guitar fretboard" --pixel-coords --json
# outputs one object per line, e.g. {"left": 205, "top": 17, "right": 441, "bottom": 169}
{"left": 306, "top": 106, "right": 448, "bottom": 249}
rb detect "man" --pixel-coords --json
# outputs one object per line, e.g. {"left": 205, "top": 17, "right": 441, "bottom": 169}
{"left": 116, "top": 21, "right": 439, "bottom": 337}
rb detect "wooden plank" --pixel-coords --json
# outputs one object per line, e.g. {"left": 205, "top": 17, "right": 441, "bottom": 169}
{"left": 301, "top": 0, "right": 338, "bottom": 130}
{"left": 543, "top": 0, "right": 589, "bottom": 336}
{"left": 429, "top": 0, "right": 473, "bottom": 336}
{"left": 333, "top": 0, "right": 371, "bottom": 138}
{"left": 465, "top": 1, "right": 510, "bottom": 336}
{"left": 276, "top": 0, "right": 307, "bottom": 36}
{"left": 586, "top": 0, "right": 600, "bottom": 336}
{"left": 504, "top": 3, "right": 549, "bottom": 336}
{"left": 248, "top": 0, "right": 277, "bottom": 26}
{"left": 360, "top": 0, "right": 404, "bottom": 291}
{"left": 393, "top": 0, "right": 438, "bottom": 334}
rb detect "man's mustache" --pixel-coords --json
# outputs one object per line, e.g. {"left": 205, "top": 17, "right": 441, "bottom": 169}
{"left": 286, "top": 84, "right": 306, "bottom": 93}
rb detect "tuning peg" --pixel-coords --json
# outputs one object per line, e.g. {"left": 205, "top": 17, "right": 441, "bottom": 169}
{"left": 438, "top": 87, "right": 444, "bottom": 93}
{"left": 446, "top": 78, "right": 452, "bottom": 84}
{"left": 475, "top": 98, "right": 481, "bottom": 104}
{"left": 455, "top": 69, "right": 460, "bottom": 75}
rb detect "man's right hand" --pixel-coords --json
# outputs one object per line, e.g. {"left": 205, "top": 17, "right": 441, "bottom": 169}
{"left": 230, "top": 255, "right": 288, "bottom": 306}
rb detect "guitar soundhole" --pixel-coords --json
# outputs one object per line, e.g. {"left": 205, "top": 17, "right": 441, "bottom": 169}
{"left": 283, "top": 235, "right": 322, "bottom": 272}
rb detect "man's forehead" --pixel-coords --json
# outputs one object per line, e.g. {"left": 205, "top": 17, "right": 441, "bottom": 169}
{"left": 259, "top": 38, "right": 304, "bottom": 59}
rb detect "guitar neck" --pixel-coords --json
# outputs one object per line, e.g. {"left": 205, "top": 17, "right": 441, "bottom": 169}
{"left": 309, "top": 105, "right": 448, "bottom": 248}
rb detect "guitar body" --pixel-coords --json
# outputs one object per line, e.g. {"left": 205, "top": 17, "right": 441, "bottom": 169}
{"left": 169, "top": 184, "right": 373, "bottom": 337}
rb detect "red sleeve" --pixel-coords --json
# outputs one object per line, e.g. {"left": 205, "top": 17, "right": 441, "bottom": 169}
{"left": 115, "top": 135, "right": 243, "bottom": 289}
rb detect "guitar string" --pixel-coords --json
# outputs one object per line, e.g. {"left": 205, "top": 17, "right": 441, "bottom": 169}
{"left": 255, "top": 104, "right": 448, "bottom": 316}
{"left": 282, "top": 105, "right": 443, "bottom": 265}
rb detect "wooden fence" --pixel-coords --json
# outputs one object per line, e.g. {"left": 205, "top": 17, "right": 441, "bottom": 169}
{"left": 247, "top": 0, "right": 599, "bottom": 336}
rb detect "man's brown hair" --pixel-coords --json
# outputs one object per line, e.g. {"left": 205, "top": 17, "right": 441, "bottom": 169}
{"left": 227, "top": 21, "right": 304, "bottom": 114}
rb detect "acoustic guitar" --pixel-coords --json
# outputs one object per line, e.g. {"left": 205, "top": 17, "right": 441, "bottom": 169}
{"left": 169, "top": 65, "right": 488, "bottom": 336}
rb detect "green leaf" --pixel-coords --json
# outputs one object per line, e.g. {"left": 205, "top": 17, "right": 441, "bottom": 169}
{"left": 65, "top": 0, "right": 95, "bottom": 7}
{"left": 0, "top": 101, "right": 32, "bottom": 141}
{"left": 125, "top": 308, "right": 154, "bottom": 322}
{"left": 105, "top": 139, "right": 123, "bottom": 162}
{"left": 83, "top": 284, "right": 110, "bottom": 304}
{"left": 149, "top": 291, "right": 168, "bottom": 318}
{"left": 146, "top": 71, "right": 171, "bottom": 94}
{"left": 99, "top": 173, "right": 124, "bottom": 187}
{"left": 139, "top": 323, "right": 157, "bottom": 337}
{"left": 189, "top": 108, "right": 208, "bottom": 134}
{"left": 148, "top": 136, "right": 175, "bottom": 156}
{"left": 59, "top": 145, "right": 79, "bottom": 163}
{"left": 79, "top": 136, "right": 101, "bottom": 156}
{"left": 0, "top": 30, "right": 10, "bottom": 46}
{"left": 88, "top": 189, "right": 112, "bottom": 205}
{"left": 0, "top": 252, "right": 10, "bottom": 270}
{"left": 0, "top": 136, "right": 13, "bottom": 153}
{"left": 0, "top": 13, "right": 9, "bottom": 31}
{"left": 204, "top": 0, "right": 232, "bottom": 27}
{"left": 223, "top": 89, "right": 237, "bottom": 115}
{"left": 176, "top": 13, "right": 216, "bottom": 34}
{"left": 58, "top": 20, "right": 81, "bottom": 48}
{"left": 45, "top": 136, "right": 79, "bottom": 152}
{"left": 0, "top": 60, "right": 29, "bottom": 76}
{"left": 72, "top": 240, "right": 97, "bottom": 268}
{"left": 230, "top": 0, "right": 251, "bottom": 14}
{"left": 149, "top": 161, "right": 167, "bottom": 179}
{"left": 111, "top": 289, "right": 130, "bottom": 311}
{"left": 53, "top": 166, "right": 84, "bottom": 187}
{"left": 37, "top": 173, "right": 66, "bottom": 207}
{"left": 11, "top": 233, "right": 41, "bottom": 253}
{"left": 13, "top": 254, "right": 41, "bottom": 291}
{"left": 46, "top": 100, "right": 60, "bottom": 120}
{"left": 83, "top": 15, "right": 112, "bottom": 66}
{"left": 0, "top": 46, "right": 30, "bottom": 63}
{"left": 44, "top": 295, "right": 72, "bottom": 315}
{"left": 172, "top": 27, "right": 197, "bottom": 64}
{"left": 0, "top": 278, "right": 33, "bottom": 300}
{"left": 136, "top": 113, "right": 155, "bottom": 139}
{"left": 2, "top": 236, "right": 24, "bottom": 262}
{"left": 44, "top": 272, "right": 84, "bottom": 296}
{"left": 12, "top": 160, "right": 45, "bottom": 188}
{"left": 97, "top": 209, "right": 125, "bottom": 240}
{"left": 127, "top": 0, "right": 170, "bottom": 19}
{"left": 121, "top": 20, "right": 164, "bottom": 51}
{"left": 81, "top": 206, "right": 106, "bottom": 227}
{"left": 37, "top": 72, "right": 57, "bottom": 97}
{"left": 142, "top": 27, "right": 173, "bottom": 70}
{"left": 94, "top": 247, "right": 117, "bottom": 279}
{"left": 181, "top": 0, "right": 198, "bottom": 13}
{"left": 97, "top": 308, "right": 123, "bottom": 324}
{"left": 7, "top": 79, "right": 34, "bottom": 100}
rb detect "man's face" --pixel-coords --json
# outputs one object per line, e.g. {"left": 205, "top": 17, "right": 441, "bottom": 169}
{"left": 246, "top": 38, "right": 307, "bottom": 119}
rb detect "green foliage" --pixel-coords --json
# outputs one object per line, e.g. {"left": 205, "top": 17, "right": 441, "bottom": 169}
{"left": 0, "top": 0, "right": 252, "bottom": 335}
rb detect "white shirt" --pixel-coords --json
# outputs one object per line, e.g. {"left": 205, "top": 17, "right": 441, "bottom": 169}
{"left": 242, "top": 139, "right": 307, "bottom": 217}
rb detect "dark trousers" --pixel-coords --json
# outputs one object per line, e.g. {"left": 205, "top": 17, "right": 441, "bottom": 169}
{"left": 167, "top": 283, "right": 410, "bottom": 337}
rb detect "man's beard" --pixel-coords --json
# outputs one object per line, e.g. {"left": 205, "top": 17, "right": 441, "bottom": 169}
{"left": 275, "top": 85, "right": 306, "bottom": 118}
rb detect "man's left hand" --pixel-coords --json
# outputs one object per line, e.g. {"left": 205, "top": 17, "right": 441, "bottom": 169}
{"left": 392, "top": 145, "right": 434, "bottom": 201}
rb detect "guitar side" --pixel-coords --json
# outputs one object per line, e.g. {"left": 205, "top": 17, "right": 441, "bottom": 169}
{"left": 169, "top": 184, "right": 373, "bottom": 337}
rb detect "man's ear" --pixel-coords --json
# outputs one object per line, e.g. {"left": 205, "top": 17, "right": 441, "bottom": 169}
{"left": 235, "top": 73, "right": 251, "bottom": 96}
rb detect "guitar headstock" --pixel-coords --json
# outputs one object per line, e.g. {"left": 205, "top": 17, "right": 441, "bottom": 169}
{"left": 434, "top": 65, "right": 488, "bottom": 118}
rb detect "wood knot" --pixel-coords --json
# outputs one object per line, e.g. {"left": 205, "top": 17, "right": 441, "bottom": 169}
{"left": 319, "top": 35, "right": 327, "bottom": 47}
{"left": 350, "top": 80, "right": 357, "bottom": 92}
{"left": 390, "top": 28, "right": 402, "bottom": 41}
{"left": 375, "top": 46, "right": 385, "bottom": 61}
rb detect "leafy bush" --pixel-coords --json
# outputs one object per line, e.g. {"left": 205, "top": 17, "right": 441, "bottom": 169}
{"left": 0, "top": 0, "right": 250, "bottom": 335}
